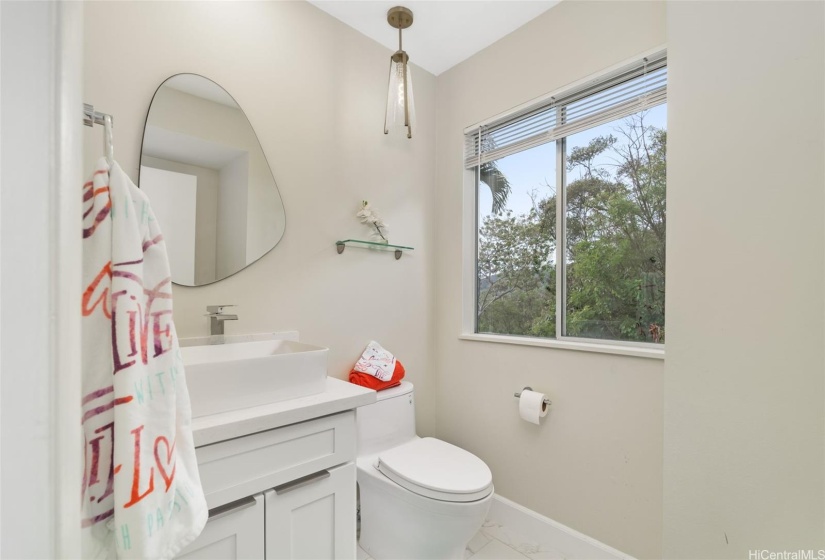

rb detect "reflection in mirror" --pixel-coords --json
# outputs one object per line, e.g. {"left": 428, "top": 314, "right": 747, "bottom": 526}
{"left": 140, "top": 74, "right": 286, "bottom": 286}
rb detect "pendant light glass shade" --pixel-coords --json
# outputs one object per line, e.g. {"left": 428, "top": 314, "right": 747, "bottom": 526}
{"left": 385, "top": 57, "right": 415, "bottom": 138}
{"left": 383, "top": 6, "right": 415, "bottom": 138}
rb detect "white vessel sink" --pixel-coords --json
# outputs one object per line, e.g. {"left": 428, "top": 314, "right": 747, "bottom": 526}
{"left": 181, "top": 338, "right": 328, "bottom": 418}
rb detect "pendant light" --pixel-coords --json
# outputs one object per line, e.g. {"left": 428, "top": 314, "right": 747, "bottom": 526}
{"left": 384, "top": 6, "right": 415, "bottom": 139}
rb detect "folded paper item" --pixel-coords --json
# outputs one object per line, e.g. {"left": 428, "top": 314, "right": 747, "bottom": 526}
{"left": 349, "top": 341, "right": 405, "bottom": 391}
{"left": 353, "top": 340, "right": 396, "bottom": 381}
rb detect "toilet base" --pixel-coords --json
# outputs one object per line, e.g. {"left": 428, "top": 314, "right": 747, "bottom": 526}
{"left": 357, "top": 456, "right": 493, "bottom": 560}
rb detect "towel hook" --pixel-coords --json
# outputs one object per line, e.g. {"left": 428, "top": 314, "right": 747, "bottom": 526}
{"left": 103, "top": 114, "right": 114, "bottom": 167}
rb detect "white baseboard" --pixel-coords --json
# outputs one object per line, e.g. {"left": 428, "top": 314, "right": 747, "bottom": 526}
{"left": 486, "top": 494, "right": 636, "bottom": 560}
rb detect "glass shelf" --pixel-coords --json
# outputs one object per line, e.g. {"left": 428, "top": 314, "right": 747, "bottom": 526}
{"left": 335, "top": 239, "right": 414, "bottom": 260}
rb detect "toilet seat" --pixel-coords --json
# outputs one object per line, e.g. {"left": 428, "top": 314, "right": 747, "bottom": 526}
{"left": 375, "top": 437, "right": 493, "bottom": 502}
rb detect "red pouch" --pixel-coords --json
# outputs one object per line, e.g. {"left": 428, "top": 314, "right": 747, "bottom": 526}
{"left": 349, "top": 360, "right": 405, "bottom": 391}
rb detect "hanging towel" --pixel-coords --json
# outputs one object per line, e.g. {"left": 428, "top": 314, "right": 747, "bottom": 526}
{"left": 349, "top": 341, "right": 405, "bottom": 391}
{"left": 81, "top": 157, "right": 207, "bottom": 559}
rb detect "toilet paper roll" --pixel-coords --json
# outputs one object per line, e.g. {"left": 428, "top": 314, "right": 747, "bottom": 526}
{"left": 519, "top": 389, "right": 549, "bottom": 425}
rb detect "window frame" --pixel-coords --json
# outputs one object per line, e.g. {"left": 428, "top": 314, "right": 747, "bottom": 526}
{"left": 461, "top": 46, "right": 667, "bottom": 359}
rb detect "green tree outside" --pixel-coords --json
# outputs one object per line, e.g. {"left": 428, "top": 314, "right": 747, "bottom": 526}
{"left": 477, "top": 112, "right": 666, "bottom": 343}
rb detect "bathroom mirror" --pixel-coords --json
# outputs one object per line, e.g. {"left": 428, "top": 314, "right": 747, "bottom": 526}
{"left": 139, "top": 74, "right": 286, "bottom": 286}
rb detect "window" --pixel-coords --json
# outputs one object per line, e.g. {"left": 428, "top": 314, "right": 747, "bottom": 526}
{"left": 467, "top": 52, "right": 667, "bottom": 346}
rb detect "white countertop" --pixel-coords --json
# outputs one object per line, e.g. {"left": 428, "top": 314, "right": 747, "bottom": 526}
{"left": 192, "top": 377, "right": 376, "bottom": 447}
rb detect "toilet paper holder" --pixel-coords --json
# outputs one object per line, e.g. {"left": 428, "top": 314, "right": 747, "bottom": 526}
{"left": 514, "top": 387, "right": 551, "bottom": 406}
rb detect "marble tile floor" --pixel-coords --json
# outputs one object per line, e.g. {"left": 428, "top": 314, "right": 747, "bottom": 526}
{"left": 357, "top": 519, "right": 567, "bottom": 560}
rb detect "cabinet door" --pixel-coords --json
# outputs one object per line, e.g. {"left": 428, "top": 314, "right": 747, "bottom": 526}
{"left": 264, "top": 462, "right": 356, "bottom": 560}
{"left": 176, "top": 494, "right": 264, "bottom": 560}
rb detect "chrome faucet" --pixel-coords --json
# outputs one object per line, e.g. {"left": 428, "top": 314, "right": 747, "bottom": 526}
{"left": 205, "top": 305, "right": 238, "bottom": 335}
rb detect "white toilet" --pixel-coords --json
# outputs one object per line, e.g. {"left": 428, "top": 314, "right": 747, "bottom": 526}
{"left": 356, "top": 382, "right": 494, "bottom": 560}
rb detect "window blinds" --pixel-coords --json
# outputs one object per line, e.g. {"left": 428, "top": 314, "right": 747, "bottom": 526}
{"left": 464, "top": 51, "right": 667, "bottom": 169}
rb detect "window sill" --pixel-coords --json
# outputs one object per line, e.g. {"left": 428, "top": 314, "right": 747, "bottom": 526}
{"left": 458, "top": 333, "right": 665, "bottom": 360}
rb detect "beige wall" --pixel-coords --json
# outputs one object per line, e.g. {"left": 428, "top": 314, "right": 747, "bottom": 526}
{"left": 434, "top": 2, "right": 666, "bottom": 558}
{"left": 83, "top": 1, "right": 438, "bottom": 435}
{"left": 663, "top": 2, "right": 825, "bottom": 557}
{"left": 216, "top": 152, "right": 249, "bottom": 279}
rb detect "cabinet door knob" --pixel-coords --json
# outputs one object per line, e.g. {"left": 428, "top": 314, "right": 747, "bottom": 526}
{"left": 206, "top": 495, "right": 257, "bottom": 522}
{"left": 273, "top": 469, "right": 331, "bottom": 495}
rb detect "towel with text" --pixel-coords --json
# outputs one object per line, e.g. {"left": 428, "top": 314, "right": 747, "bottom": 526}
{"left": 80, "top": 157, "right": 207, "bottom": 559}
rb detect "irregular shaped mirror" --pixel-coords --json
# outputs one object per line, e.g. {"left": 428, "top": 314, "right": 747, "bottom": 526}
{"left": 139, "top": 74, "right": 286, "bottom": 286}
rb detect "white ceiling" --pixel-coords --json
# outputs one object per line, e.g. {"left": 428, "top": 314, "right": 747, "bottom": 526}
{"left": 308, "top": 1, "right": 560, "bottom": 76}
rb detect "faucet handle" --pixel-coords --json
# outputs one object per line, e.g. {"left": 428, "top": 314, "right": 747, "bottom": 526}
{"left": 206, "top": 304, "right": 236, "bottom": 314}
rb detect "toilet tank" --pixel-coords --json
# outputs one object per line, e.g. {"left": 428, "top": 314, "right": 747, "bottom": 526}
{"left": 356, "top": 381, "right": 416, "bottom": 457}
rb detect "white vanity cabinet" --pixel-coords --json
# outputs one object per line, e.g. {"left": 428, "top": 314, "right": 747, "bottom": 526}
{"left": 264, "top": 463, "right": 356, "bottom": 560}
{"left": 177, "top": 495, "right": 265, "bottom": 559}
{"left": 177, "top": 409, "right": 359, "bottom": 560}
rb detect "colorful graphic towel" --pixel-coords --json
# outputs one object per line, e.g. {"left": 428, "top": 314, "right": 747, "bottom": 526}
{"left": 81, "top": 158, "right": 207, "bottom": 559}
{"left": 352, "top": 341, "right": 397, "bottom": 382}
{"left": 349, "top": 359, "right": 405, "bottom": 391}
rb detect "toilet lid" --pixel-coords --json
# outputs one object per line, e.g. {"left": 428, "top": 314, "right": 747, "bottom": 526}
{"left": 376, "top": 438, "right": 493, "bottom": 502}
